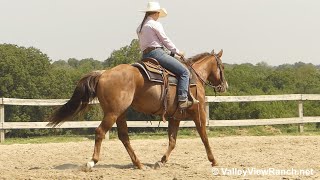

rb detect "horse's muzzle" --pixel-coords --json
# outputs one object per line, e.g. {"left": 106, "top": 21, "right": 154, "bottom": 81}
{"left": 215, "top": 81, "right": 228, "bottom": 93}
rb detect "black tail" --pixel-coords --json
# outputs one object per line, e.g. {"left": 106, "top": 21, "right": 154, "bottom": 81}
{"left": 47, "top": 70, "right": 105, "bottom": 127}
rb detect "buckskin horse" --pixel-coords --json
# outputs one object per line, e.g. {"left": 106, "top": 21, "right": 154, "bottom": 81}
{"left": 47, "top": 49, "right": 228, "bottom": 171}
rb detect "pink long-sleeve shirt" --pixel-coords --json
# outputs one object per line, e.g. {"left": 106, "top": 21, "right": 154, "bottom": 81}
{"left": 137, "top": 17, "right": 180, "bottom": 54}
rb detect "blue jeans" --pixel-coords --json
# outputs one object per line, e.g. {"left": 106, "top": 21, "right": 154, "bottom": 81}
{"left": 143, "top": 48, "right": 190, "bottom": 101}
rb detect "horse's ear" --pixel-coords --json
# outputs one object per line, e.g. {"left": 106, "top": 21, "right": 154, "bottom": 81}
{"left": 217, "top": 49, "right": 223, "bottom": 58}
{"left": 211, "top": 49, "right": 215, "bottom": 55}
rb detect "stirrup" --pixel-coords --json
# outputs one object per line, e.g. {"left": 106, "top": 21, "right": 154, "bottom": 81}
{"left": 179, "top": 100, "right": 193, "bottom": 109}
{"left": 188, "top": 91, "right": 199, "bottom": 105}
{"left": 192, "top": 99, "right": 200, "bottom": 104}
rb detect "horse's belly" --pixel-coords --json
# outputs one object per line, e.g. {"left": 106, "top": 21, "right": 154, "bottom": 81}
{"left": 131, "top": 84, "right": 163, "bottom": 114}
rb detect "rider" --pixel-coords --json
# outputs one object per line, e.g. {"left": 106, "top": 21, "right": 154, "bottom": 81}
{"left": 136, "top": 2, "right": 196, "bottom": 109}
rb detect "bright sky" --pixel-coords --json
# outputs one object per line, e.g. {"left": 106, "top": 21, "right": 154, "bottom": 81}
{"left": 0, "top": 0, "right": 319, "bottom": 65}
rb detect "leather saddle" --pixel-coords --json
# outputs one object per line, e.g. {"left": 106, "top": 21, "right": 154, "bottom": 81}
{"left": 132, "top": 58, "right": 197, "bottom": 86}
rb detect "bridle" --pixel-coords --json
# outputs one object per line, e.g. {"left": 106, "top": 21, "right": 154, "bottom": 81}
{"left": 184, "top": 52, "right": 226, "bottom": 94}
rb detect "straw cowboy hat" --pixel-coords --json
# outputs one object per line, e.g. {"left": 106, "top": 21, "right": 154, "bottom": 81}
{"left": 140, "top": 2, "right": 167, "bottom": 18}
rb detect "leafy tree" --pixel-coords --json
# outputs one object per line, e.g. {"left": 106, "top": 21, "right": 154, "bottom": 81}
{"left": 104, "top": 39, "right": 141, "bottom": 67}
{"left": 294, "top": 64, "right": 320, "bottom": 93}
{"left": 51, "top": 60, "right": 70, "bottom": 69}
{"left": 67, "top": 58, "right": 80, "bottom": 68}
{"left": 0, "top": 44, "right": 54, "bottom": 136}
{"left": 0, "top": 44, "right": 51, "bottom": 98}
{"left": 77, "top": 58, "right": 104, "bottom": 73}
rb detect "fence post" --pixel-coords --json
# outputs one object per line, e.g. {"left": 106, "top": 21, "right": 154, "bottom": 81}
{"left": 0, "top": 98, "right": 5, "bottom": 143}
{"left": 298, "top": 100, "right": 304, "bottom": 133}
{"left": 205, "top": 97, "right": 210, "bottom": 126}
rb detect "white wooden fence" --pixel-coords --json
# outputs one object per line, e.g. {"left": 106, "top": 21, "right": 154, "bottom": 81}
{"left": 1, "top": 94, "right": 320, "bottom": 143}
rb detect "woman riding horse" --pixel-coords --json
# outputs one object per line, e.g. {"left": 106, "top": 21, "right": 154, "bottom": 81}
{"left": 137, "top": 2, "right": 197, "bottom": 109}
{"left": 47, "top": 1, "right": 228, "bottom": 172}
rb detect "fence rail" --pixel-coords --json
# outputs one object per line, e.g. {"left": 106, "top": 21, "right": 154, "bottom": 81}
{"left": 1, "top": 94, "right": 320, "bottom": 143}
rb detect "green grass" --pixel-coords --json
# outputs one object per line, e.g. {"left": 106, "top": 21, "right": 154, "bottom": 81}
{"left": 2, "top": 124, "right": 319, "bottom": 145}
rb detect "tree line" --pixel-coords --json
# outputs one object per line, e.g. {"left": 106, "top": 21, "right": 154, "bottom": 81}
{"left": 0, "top": 40, "right": 319, "bottom": 137}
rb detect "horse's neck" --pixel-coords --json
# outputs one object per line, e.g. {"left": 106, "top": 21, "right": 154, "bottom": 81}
{"left": 192, "top": 56, "right": 213, "bottom": 81}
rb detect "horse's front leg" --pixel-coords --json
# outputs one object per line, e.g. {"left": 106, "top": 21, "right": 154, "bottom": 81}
{"left": 155, "top": 119, "right": 180, "bottom": 169}
{"left": 193, "top": 107, "right": 217, "bottom": 166}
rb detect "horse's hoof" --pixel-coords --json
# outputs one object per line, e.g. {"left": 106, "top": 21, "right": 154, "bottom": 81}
{"left": 212, "top": 161, "right": 218, "bottom": 167}
{"left": 81, "top": 165, "right": 92, "bottom": 172}
{"left": 154, "top": 161, "right": 163, "bottom": 170}
{"left": 82, "top": 161, "right": 95, "bottom": 172}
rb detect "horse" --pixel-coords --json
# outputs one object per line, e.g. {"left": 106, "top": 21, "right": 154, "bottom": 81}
{"left": 47, "top": 49, "right": 228, "bottom": 171}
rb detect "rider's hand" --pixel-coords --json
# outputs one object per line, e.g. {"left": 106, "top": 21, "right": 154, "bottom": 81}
{"left": 177, "top": 51, "right": 185, "bottom": 60}
{"left": 178, "top": 51, "right": 185, "bottom": 57}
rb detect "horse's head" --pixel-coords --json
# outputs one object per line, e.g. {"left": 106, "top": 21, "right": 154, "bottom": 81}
{"left": 207, "top": 49, "right": 228, "bottom": 93}
{"left": 188, "top": 49, "right": 228, "bottom": 93}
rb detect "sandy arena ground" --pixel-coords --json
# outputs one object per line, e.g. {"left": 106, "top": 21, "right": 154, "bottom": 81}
{"left": 0, "top": 136, "right": 319, "bottom": 180}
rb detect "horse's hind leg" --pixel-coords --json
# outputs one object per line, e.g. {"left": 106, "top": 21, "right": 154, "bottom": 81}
{"left": 158, "top": 119, "right": 180, "bottom": 166}
{"left": 86, "top": 114, "right": 117, "bottom": 170}
{"left": 116, "top": 113, "right": 144, "bottom": 169}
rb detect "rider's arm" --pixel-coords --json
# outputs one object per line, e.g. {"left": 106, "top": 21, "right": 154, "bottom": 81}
{"left": 152, "top": 22, "right": 181, "bottom": 55}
